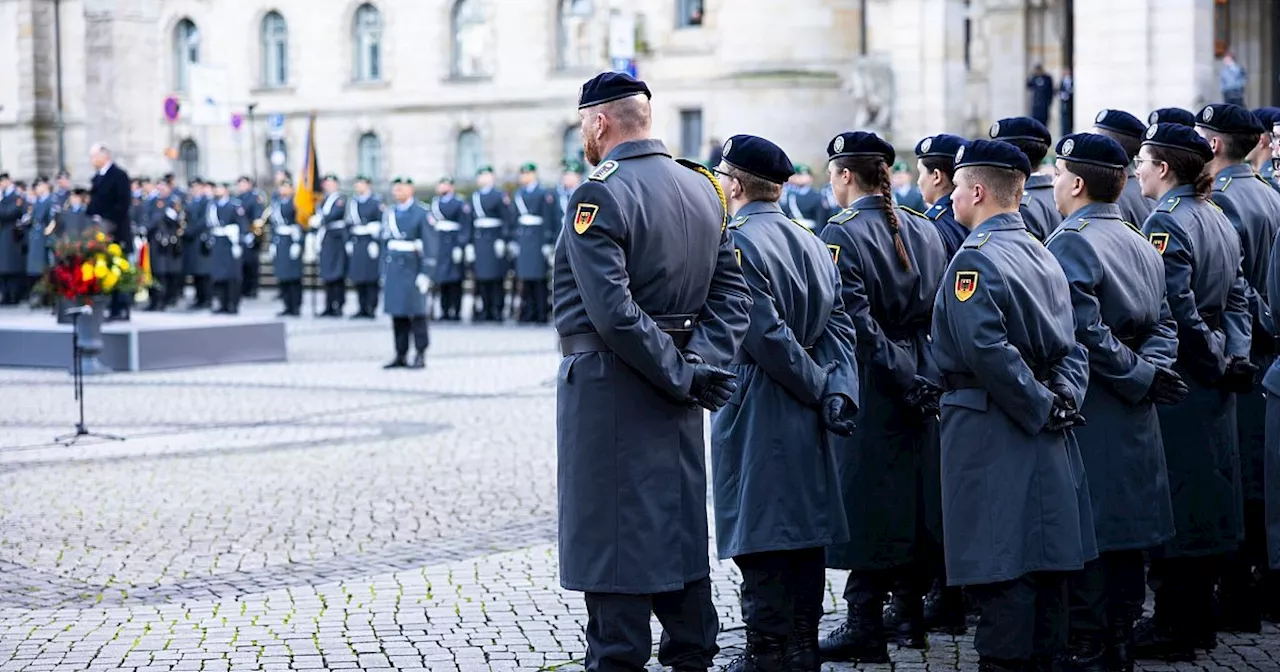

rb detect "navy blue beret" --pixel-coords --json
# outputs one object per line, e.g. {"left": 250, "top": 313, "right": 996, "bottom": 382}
{"left": 720, "top": 135, "right": 794, "bottom": 185}
{"left": 475, "top": 165, "right": 494, "bottom": 176}
{"left": 1196, "top": 104, "right": 1266, "bottom": 134}
{"left": 1056, "top": 133, "right": 1129, "bottom": 169}
{"left": 562, "top": 159, "right": 585, "bottom": 174}
{"left": 1148, "top": 107, "right": 1195, "bottom": 128}
{"left": 391, "top": 176, "right": 413, "bottom": 185}
{"left": 988, "top": 117, "right": 1052, "bottom": 144}
{"left": 578, "top": 71, "right": 651, "bottom": 109}
{"left": 827, "top": 131, "right": 895, "bottom": 164}
{"left": 914, "top": 134, "right": 967, "bottom": 162}
{"left": 322, "top": 173, "right": 340, "bottom": 182}
{"left": 1142, "top": 123, "right": 1214, "bottom": 162}
{"left": 954, "top": 139, "right": 1032, "bottom": 177}
{"left": 1093, "top": 109, "right": 1146, "bottom": 139}
{"left": 1252, "top": 107, "right": 1280, "bottom": 129}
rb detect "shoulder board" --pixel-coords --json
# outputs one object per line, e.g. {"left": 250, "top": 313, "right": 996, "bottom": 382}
{"left": 1207, "top": 199, "right": 1224, "bottom": 213}
{"left": 589, "top": 160, "right": 620, "bottom": 182}
{"left": 788, "top": 218, "right": 817, "bottom": 234}
{"left": 1215, "top": 176, "right": 1233, "bottom": 192}
{"left": 729, "top": 214, "right": 750, "bottom": 229}
{"left": 675, "top": 158, "right": 729, "bottom": 233}
{"left": 1059, "top": 218, "right": 1088, "bottom": 233}
{"left": 1020, "top": 191, "right": 1032, "bottom": 206}
{"left": 925, "top": 204, "right": 946, "bottom": 220}
{"left": 1255, "top": 174, "right": 1272, "bottom": 186}
{"left": 962, "top": 230, "right": 995, "bottom": 250}
{"left": 898, "top": 205, "right": 926, "bottom": 218}
{"left": 829, "top": 208, "right": 858, "bottom": 225}
{"left": 1122, "top": 219, "right": 1142, "bottom": 235}
{"left": 1155, "top": 197, "right": 1180, "bottom": 213}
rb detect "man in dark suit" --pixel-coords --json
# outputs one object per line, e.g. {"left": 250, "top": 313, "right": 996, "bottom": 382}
{"left": 87, "top": 143, "right": 133, "bottom": 321}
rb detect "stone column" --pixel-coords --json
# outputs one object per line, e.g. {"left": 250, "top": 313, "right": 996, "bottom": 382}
{"left": 82, "top": 0, "right": 161, "bottom": 173}
{"left": 971, "top": 0, "right": 1028, "bottom": 132}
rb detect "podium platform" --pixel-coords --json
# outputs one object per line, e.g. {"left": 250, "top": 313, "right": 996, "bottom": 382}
{"left": 0, "top": 310, "right": 288, "bottom": 372}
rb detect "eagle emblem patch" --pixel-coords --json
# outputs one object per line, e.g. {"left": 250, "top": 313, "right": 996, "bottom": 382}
{"left": 1148, "top": 232, "right": 1170, "bottom": 255}
{"left": 954, "top": 271, "right": 979, "bottom": 302}
{"left": 573, "top": 203, "right": 599, "bottom": 235}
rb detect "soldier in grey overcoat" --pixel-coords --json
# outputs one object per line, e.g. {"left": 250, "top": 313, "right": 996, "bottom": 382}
{"left": 430, "top": 178, "right": 470, "bottom": 321}
{"left": 511, "top": 163, "right": 557, "bottom": 324}
{"left": 314, "top": 174, "right": 349, "bottom": 317}
{"left": 183, "top": 179, "right": 214, "bottom": 309}
{"left": 0, "top": 173, "right": 27, "bottom": 304}
{"left": 931, "top": 140, "right": 1096, "bottom": 671}
{"left": 144, "top": 182, "right": 185, "bottom": 311}
{"left": 1133, "top": 123, "right": 1252, "bottom": 661}
{"left": 270, "top": 180, "right": 303, "bottom": 317}
{"left": 346, "top": 176, "right": 384, "bottom": 319}
{"left": 468, "top": 167, "right": 512, "bottom": 322}
{"left": 27, "top": 180, "right": 54, "bottom": 295}
{"left": 989, "top": 117, "right": 1062, "bottom": 241}
{"left": 1093, "top": 109, "right": 1156, "bottom": 227}
{"left": 815, "top": 132, "right": 949, "bottom": 661}
{"left": 207, "top": 183, "right": 246, "bottom": 315}
{"left": 707, "top": 135, "right": 859, "bottom": 672}
{"left": 381, "top": 178, "right": 436, "bottom": 370}
{"left": 553, "top": 72, "right": 751, "bottom": 672}
{"left": 1044, "top": 133, "right": 1184, "bottom": 671}
{"left": 235, "top": 177, "right": 265, "bottom": 300}
{"left": 1195, "top": 104, "right": 1280, "bottom": 631}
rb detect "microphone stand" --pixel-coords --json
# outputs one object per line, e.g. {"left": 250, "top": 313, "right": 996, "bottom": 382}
{"left": 54, "top": 307, "right": 126, "bottom": 446}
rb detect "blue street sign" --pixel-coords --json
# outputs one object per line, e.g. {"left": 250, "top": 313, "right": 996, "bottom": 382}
{"left": 611, "top": 58, "right": 637, "bottom": 78}
{"left": 267, "top": 114, "right": 285, "bottom": 130}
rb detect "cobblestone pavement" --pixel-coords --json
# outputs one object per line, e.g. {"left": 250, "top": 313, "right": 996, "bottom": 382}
{"left": 1, "top": 297, "right": 1277, "bottom": 671}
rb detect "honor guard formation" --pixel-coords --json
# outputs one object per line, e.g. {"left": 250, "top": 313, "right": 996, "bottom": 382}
{"left": 551, "top": 70, "right": 1280, "bottom": 672}
{"left": 5, "top": 65, "right": 1280, "bottom": 672}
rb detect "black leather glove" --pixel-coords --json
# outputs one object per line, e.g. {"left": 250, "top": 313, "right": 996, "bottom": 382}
{"left": 821, "top": 394, "right": 857, "bottom": 436}
{"left": 903, "top": 375, "right": 942, "bottom": 417}
{"left": 1148, "top": 366, "right": 1190, "bottom": 405}
{"left": 1218, "top": 356, "right": 1258, "bottom": 395}
{"left": 1045, "top": 383, "right": 1086, "bottom": 432}
{"left": 681, "top": 351, "right": 738, "bottom": 412}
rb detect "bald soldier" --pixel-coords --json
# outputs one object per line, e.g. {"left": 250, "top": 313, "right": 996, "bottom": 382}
{"left": 553, "top": 72, "right": 751, "bottom": 672}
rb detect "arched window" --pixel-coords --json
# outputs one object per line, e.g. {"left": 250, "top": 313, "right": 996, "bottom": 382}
{"left": 357, "top": 133, "right": 382, "bottom": 183}
{"left": 452, "top": 0, "right": 494, "bottom": 78}
{"left": 179, "top": 139, "right": 201, "bottom": 182}
{"left": 353, "top": 3, "right": 383, "bottom": 82}
{"left": 173, "top": 18, "right": 200, "bottom": 91}
{"left": 562, "top": 126, "right": 583, "bottom": 165}
{"left": 677, "top": 0, "right": 703, "bottom": 28}
{"left": 455, "top": 129, "right": 483, "bottom": 179}
{"left": 261, "top": 11, "right": 289, "bottom": 87}
{"left": 557, "top": 0, "right": 596, "bottom": 70}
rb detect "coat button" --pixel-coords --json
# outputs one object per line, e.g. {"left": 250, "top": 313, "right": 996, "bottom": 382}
{"left": 684, "top": 319, "right": 693, "bottom": 328}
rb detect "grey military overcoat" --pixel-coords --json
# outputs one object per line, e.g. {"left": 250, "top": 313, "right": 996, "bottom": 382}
{"left": 382, "top": 202, "right": 436, "bottom": 318}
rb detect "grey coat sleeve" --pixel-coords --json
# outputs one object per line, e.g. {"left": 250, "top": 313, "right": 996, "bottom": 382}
{"left": 682, "top": 214, "right": 753, "bottom": 369}
{"left": 418, "top": 206, "right": 437, "bottom": 277}
{"left": 811, "top": 259, "right": 860, "bottom": 409}
{"left": 1144, "top": 212, "right": 1227, "bottom": 382}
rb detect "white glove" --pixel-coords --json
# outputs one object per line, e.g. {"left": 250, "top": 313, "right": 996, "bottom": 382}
{"left": 416, "top": 274, "right": 429, "bottom": 295}
{"left": 464, "top": 244, "right": 476, "bottom": 263}
{"left": 232, "top": 245, "right": 243, "bottom": 260}
{"left": 308, "top": 214, "right": 322, "bottom": 229}
{"left": 494, "top": 239, "right": 506, "bottom": 258}
{"left": 269, "top": 243, "right": 277, "bottom": 258}
{"left": 451, "top": 247, "right": 463, "bottom": 264}
{"left": 243, "top": 233, "right": 255, "bottom": 246}
{"left": 508, "top": 241, "right": 520, "bottom": 258}
{"left": 367, "top": 241, "right": 379, "bottom": 259}
{"left": 165, "top": 208, "right": 179, "bottom": 220}
{"left": 542, "top": 244, "right": 554, "bottom": 264}
{"left": 290, "top": 243, "right": 302, "bottom": 260}
{"left": 345, "top": 241, "right": 354, "bottom": 256}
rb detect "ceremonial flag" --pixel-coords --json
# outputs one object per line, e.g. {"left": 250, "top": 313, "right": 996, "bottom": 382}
{"left": 139, "top": 241, "right": 153, "bottom": 286}
{"left": 295, "top": 112, "right": 320, "bottom": 228}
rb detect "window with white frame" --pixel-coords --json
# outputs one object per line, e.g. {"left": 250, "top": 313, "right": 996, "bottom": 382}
{"left": 353, "top": 4, "right": 383, "bottom": 82}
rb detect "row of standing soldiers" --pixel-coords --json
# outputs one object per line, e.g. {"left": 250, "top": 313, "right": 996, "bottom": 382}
{"left": 551, "top": 70, "right": 1280, "bottom": 672}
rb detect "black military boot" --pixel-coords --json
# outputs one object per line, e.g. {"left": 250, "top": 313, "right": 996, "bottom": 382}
{"left": 885, "top": 592, "right": 925, "bottom": 649}
{"left": 978, "top": 657, "right": 1027, "bottom": 672}
{"left": 817, "top": 612, "right": 888, "bottom": 664}
{"left": 722, "top": 630, "right": 787, "bottom": 672}
{"left": 783, "top": 610, "right": 818, "bottom": 672}
{"left": 383, "top": 356, "right": 407, "bottom": 369}
{"left": 1059, "top": 633, "right": 1106, "bottom": 672}
{"left": 410, "top": 351, "right": 426, "bottom": 369}
{"left": 1131, "top": 617, "right": 1194, "bottom": 662}
{"left": 923, "top": 582, "right": 968, "bottom": 635}
{"left": 1106, "top": 616, "right": 1134, "bottom": 672}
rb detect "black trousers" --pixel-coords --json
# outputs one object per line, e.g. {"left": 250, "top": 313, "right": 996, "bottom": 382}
{"left": 519, "top": 280, "right": 549, "bottom": 323}
{"left": 968, "top": 571, "right": 1069, "bottom": 664}
{"left": 392, "top": 316, "right": 429, "bottom": 356}
{"left": 24, "top": 274, "right": 41, "bottom": 304}
{"left": 475, "top": 280, "right": 504, "bottom": 321}
{"left": 189, "top": 274, "right": 212, "bottom": 307}
{"left": 1069, "top": 550, "right": 1145, "bottom": 641}
{"left": 279, "top": 281, "right": 303, "bottom": 315}
{"left": 844, "top": 565, "right": 925, "bottom": 632}
{"left": 109, "top": 288, "right": 132, "bottom": 318}
{"left": 1220, "top": 499, "right": 1269, "bottom": 624}
{"left": 735, "top": 548, "right": 826, "bottom": 638}
{"left": 0, "top": 273, "right": 21, "bottom": 304}
{"left": 355, "top": 282, "right": 380, "bottom": 316}
{"left": 1148, "top": 554, "right": 1221, "bottom": 639}
{"left": 242, "top": 251, "right": 260, "bottom": 298}
{"left": 213, "top": 279, "right": 242, "bottom": 313}
{"left": 324, "top": 281, "right": 346, "bottom": 314}
{"left": 583, "top": 576, "right": 719, "bottom": 672}
{"left": 164, "top": 272, "right": 183, "bottom": 306}
{"left": 439, "top": 282, "right": 463, "bottom": 320}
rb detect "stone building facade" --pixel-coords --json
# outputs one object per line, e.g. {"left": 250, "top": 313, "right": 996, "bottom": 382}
{"left": 0, "top": 0, "right": 1276, "bottom": 187}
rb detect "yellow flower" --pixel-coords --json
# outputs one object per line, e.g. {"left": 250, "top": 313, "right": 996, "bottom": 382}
{"left": 117, "top": 259, "right": 130, "bottom": 271}
{"left": 95, "top": 232, "right": 106, "bottom": 242}
{"left": 94, "top": 263, "right": 108, "bottom": 279}
{"left": 108, "top": 243, "right": 122, "bottom": 257}
{"left": 80, "top": 262, "right": 94, "bottom": 282}
{"left": 102, "top": 272, "right": 118, "bottom": 292}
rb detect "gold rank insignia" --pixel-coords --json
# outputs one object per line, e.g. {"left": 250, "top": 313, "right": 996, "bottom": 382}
{"left": 827, "top": 244, "right": 840, "bottom": 263}
{"left": 573, "top": 203, "right": 599, "bottom": 235}
{"left": 1148, "top": 232, "right": 1169, "bottom": 255}
{"left": 954, "top": 271, "right": 978, "bottom": 302}
{"left": 735, "top": 248, "right": 742, "bottom": 266}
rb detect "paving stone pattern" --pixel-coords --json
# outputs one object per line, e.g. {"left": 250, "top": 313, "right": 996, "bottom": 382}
{"left": 0, "top": 299, "right": 1277, "bottom": 671}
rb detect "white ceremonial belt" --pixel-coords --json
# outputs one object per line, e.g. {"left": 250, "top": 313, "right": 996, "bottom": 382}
{"left": 434, "top": 220, "right": 461, "bottom": 232}
{"left": 210, "top": 226, "right": 229, "bottom": 237}
{"left": 275, "top": 225, "right": 299, "bottom": 236}
{"left": 387, "top": 240, "right": 422, "bottom": 253}
{"left": 325, "top": 221, "right": 347, "bottom": 230}
{"left": 351, "top": 223, "right": 380, "bottom": 236}
{"left": 518, "top": 215, "right": 544, "bottom": 227}
{"left": 473, "top": 217, "right": 503, "bottom": 229}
